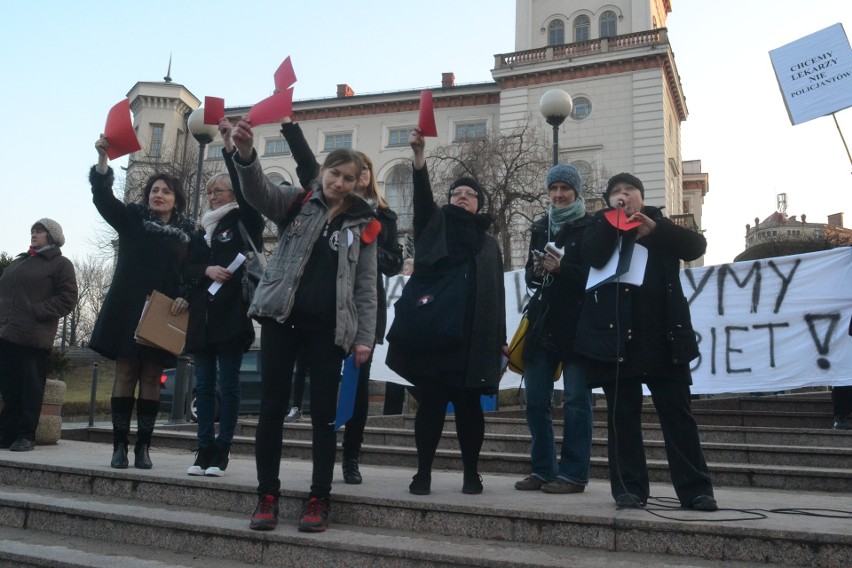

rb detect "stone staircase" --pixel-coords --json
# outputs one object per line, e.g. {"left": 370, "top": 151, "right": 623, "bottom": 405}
{"left": 0, "top": 392, "right": 849, "bottom": 567}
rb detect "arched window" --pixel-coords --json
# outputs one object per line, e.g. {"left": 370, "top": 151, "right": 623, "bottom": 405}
{"left": 599, "top": 11, "right": 617, "bottom": 38}
{"left": 571, "top": 161, "right": 592, "bottom": 195}
{"left": 573, "top": 15, "right": 590, "bottom": 42}
{"left": 384, "top": 164, "right": 414, "bottom": 233}
{"left": 571, "top": 96, "right": 592, "bottom": 120}
{"left": 547, "top": 20, "right": 565, "bottom": 46}
{"left": 266, "top": 172, "right": 288, "bottom": 186}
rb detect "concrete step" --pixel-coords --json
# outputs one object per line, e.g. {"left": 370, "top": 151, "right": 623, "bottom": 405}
{"left": 0, "top": 441, "right": 849, "bottom": 568}
{"left": 61, "top": 424, "right": 852, "bottom": 492}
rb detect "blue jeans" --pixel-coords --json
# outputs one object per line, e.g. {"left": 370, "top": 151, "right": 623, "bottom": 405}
{"left": 524, "top": 346, "right": 593, "bottom": 485}
{"left": 194, "top": 344, "right": 242, "bottom": 448}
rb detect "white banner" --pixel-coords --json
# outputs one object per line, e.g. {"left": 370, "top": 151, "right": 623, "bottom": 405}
{"left": 370, "top": 248, "right": 852, "bottom": 394}
{"left": 769, "top": 23, "right": 852, "bottom": 125}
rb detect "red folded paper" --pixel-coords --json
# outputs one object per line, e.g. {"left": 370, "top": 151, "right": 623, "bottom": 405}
{"left": 246, "top": 88, "right": 294, "bottom": 126}
{"left": 103, "top": 99, "right": 141, "bottom": 160}
{"left": 418, "top": 90, "right": 437, "bottom": 137}
{"left": 204, "top": 97, "right": 225, "bottom": 125}
{"left": 604, "top": 208, "right": 643, "bottom": 231}
{"left": 274, "top": 57, "right": 297, "bottom": 92}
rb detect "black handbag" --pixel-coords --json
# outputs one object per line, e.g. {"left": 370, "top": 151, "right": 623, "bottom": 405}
{"left": 386, "top": 261, "right": 470, "bottom": 350}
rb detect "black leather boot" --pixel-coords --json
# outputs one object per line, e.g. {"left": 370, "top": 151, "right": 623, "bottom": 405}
{"left": 110, "top": 397, "right": 134, "bottom": 469}
{"left": 134, "top": 398, "right": 159, "bottom": 469}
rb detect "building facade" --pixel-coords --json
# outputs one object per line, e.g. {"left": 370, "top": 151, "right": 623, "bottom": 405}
{"left": 125, "top": 0, "right": 706, "bottom": 268}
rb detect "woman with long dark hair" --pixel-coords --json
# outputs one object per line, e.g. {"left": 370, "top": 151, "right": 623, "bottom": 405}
{"left": 90, "top": 135, "right": 194, "bottom": 470}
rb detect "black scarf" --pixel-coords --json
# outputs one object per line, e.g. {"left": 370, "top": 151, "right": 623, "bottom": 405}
{"left": 442, "top": 204, "right": 492, "bottom": 264}
{"left": 139, "top": 205, "right": 195, "bottom": 243}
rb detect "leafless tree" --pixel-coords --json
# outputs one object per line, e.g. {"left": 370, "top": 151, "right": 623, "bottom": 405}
{"left": 62, "top": 255, "right": 113, "bottom": 347}
{"left": 425, "top": 115, "right": 551, "bottom": 269}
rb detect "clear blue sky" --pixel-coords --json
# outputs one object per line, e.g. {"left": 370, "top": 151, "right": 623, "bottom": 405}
{"left": 1, "top": 0, "right": 850, "bottom": 266}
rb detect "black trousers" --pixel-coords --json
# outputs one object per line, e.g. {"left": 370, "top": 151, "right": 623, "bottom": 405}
{"left": 255, "top": 320, "right": 344, "bottom": 499}
{"left": 0, "top": 338, "right": 49, "bottom": 443}
{"left": 833, "top": 386, "right": 852, "bottom": 417}
{"left": 414, "top": 382, "right": 484, "bottom": 475}
{"left": 602, "top": 378, "right": 713, "bottom": 507}
{"left": 341, "top": 352, "right": 371, "bottom": 461}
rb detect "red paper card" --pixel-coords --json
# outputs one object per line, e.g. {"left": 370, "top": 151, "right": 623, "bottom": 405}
{"left": 418, "top": 90, "right": 437, "bottom": 137}
{"left": 604, "top": 208, "right": 643, "bottom": 231}
{"left": 246, "top": 88, "right": 294, "bottom": 126}
{"left": 274, "top": 57, "right": 297, "bottom": 92}
{"left": 204, "top": 97, "right": 225, "bottom": 125}
{"left": 103, "top": 99, "right": 141, "bottom": 160}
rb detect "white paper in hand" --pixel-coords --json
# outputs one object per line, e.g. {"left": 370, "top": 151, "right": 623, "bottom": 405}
{"left": 208, "top": 253, "right": 247, "bottom": 295}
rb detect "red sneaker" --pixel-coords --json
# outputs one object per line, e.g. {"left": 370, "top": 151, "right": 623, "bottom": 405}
{"left": 249, "top": 493, "right": 279, "bottom": 530}
{"left": 298, "top": 497, "right": 330, "bottom": 532}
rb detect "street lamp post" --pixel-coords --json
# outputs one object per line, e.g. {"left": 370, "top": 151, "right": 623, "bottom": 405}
{"left": 539, "top": 89, "right": 573, "bottom": 166}
{"left": 186, "top": 108, "right": 218, "bottom": 221}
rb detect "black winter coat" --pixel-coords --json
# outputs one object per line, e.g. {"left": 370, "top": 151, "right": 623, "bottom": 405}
{"left": 88, "top": 167, "right": 194, "bottom": 366}
{"left": 574, "top": 206, "right": 705, "bottom": 386}
{"left": 385, "top": 164, "right": 506, "bottom": 393}
{"left": 523, "top": 213, "right": 591, "bottom": 362}
{"left": 183, "top": 149, "right": 265, "bottom": 353}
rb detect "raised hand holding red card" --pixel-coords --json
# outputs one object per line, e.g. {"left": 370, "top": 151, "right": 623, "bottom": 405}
{"left": 418, "top": 90, "right": 437, "bottom": 137}
{"left": 203, "top": 97, "right": 225, "bottom": 125}
{"left": 103, "top": 99, "right": 141, "bottom": 160}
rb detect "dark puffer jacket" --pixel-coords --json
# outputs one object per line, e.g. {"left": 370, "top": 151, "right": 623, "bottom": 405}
{"left": 574, "top": 206, "right": 705, "bottom": 386}
{"left": 0, "top": 247, "right": 77, "bottom": 350}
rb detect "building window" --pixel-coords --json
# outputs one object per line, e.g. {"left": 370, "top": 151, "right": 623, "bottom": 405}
{"left": 264, "top": 138, "right": 291, "bottom": 156}
{"left": 388, "top": 128, "right": 411, "bottom": 147}
{"left": 600, "top": 11, "right": 617, "bottom": 38}
{"left": 454, "top": 121, "right": 487, "bottom": 142}
{"left": 571, "top": 97, "right": 592, "bottom": 120}
{"left": 324, "top": 132, "right": 352, "bottom": 151}
{"left": 573, "top": 15, "right": 590, "bottom": 42}
{"left": 385, "top": 164, "right": 414, "bottom": 232}
{"left": 150, "top": 124, "right": 164, "bottom": 158}
{"left": 206, "top": 143, "right": 224, "bottom": 160}
{"left": 547, "top": 19, "right": 565, "bottom": 45}
{"left": 571, "top": 161, "right": 592, "bottom": 193}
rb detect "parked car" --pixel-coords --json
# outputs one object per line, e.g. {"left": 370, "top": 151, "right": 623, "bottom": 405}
{"left": 159, "top": 350, "right": 309, "bottom": 421}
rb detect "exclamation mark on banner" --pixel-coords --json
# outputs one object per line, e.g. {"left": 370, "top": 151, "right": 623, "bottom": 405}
{"left": 804, "top": 313, "right": 841, "bottom": 370}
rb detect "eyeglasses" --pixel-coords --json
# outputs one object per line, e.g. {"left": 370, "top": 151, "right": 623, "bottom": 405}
{"left": 206, "top": 188, "right": 232, "bottom": 197}
{"left": 450, "top": 189, "right": 478, "bottom": 199}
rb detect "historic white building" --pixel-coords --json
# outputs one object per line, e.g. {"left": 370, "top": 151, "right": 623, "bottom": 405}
{"left": 125, "top": 0, "right": 708, "bottom": 267}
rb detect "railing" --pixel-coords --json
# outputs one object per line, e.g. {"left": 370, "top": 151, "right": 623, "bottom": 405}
{"left": 495, "top": 29, "right": 667, "bottom": 69}
{"left": 671, "top": 214, "right": 699, "bottom": 232}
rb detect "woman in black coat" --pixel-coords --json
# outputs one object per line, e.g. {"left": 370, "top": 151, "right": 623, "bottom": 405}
{"left": 386, "top": 129, "right": 507, "bottom": 496}
{"left": 280, "top": 119, "right": 404, "bottom": 485}
{"left": 574, "top": 172, "right": 717, "bottom": 511}
{"left": 90, "top": 135, "right": 194, "bottom": 470}
{"left": 184, "top": 119, "right": 264, "bottom": 477}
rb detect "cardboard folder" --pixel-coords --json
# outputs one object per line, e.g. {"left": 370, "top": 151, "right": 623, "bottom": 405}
{"left": 134, "top": 290, "right": 188, "bottom": 357}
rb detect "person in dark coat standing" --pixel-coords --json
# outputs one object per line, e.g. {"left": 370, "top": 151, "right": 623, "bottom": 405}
{"left": 184, "top": 119, "right": 264, "bottom": 477}
{"left": 386, "top": 129, "right": 507, "bottom": 496}
{"left": 514, "top": 164, "right": 594, "bottom": 495}
{"left": 280, "top": 118, "right": 404, "bottom": 484}
{"left": 0, "top": 219, "right": 77, "bottom": 451}
{"left": 90, "top": 135, "right": 193, "bottom": 470}
{"left": 575, "top": 172, "right": 717, "bottom": 511}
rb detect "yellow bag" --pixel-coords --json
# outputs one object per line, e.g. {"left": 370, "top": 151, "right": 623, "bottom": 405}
{"left": 507, "top": 316, "right": 563, "bottom": 381}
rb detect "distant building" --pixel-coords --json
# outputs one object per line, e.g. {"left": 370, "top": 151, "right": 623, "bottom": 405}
{"left": 735, "top": 193, "right": 852, "bottom": 261}
{"left": 125, "top": 0, "right": 708, "bottom": 268}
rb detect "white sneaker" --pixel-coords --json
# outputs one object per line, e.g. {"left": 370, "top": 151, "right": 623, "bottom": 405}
{"left": 187, "top": 446, "right": 214, "bottom": 476}
{"left": 284, "top": 406, "right": 302, "bottom": 423}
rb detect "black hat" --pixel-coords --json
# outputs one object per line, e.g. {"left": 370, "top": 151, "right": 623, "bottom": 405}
{"left": 604, "top": 173, "right": 644, "bottom": 203}
{"left": 447, "top": 177, "right": 485, "bottom": 212}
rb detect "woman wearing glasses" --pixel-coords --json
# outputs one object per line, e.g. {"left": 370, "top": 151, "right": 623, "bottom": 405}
{"left": 386, "top": 128, "right": 507, "bottom": 495}
{"left": 184, "top": 118, "right": 264, "bottom": 477}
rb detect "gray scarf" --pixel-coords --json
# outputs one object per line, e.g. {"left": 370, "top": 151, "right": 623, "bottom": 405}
{"left": 548, "top": 197, "right": 586, "bottom": 238}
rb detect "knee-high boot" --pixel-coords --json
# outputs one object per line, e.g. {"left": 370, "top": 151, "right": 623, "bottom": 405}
{"left": 134, "top": 398, "right": 159, "bottom": 469}
{"left": 110, "top": 396, "right": 134, "bottom": 469}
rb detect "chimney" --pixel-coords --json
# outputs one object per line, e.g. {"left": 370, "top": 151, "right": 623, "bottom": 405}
{"left": 337, "top": 84, "right": 355, "bottom": 98}
{"left": 442, "top": 72, "right": 455, "bottom": 88}
{"left": 828, "top": 212, "right": 844, "bottom": 227}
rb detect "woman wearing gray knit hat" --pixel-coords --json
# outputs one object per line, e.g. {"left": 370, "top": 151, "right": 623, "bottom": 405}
{"left": 0, "top": 219, "right": 77, "bottom": 451}
{"left": 514, "top": 163, "right": 594, "bottom": 495}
